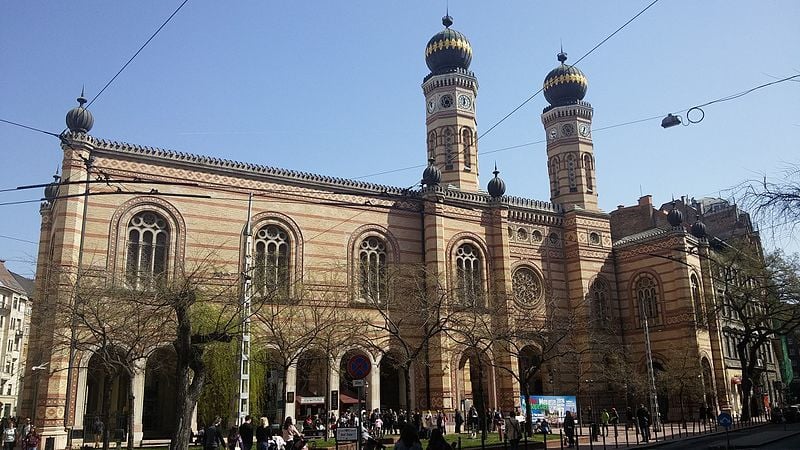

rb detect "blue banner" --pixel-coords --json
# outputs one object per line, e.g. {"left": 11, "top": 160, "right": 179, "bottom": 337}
{"left": 520, "top": 395, "right": 578, "bottom": 422}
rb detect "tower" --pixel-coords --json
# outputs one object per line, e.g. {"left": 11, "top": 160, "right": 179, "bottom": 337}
{"left": 541, "top": 51, "right": 598, "bottom": 211}
{"left": 422, "top": 15, "right": 479, "bottom": 191}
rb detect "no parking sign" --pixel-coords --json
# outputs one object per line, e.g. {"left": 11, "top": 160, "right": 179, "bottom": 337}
{"left": 347, "top": 354, "right": 371, "bottom": 380}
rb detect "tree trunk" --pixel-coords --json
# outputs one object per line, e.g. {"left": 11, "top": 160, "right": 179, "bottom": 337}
{"left": 127, "top": 374, "right": 135, "bottom": 450}
{"left": 102, "top": 372, "right": 113, "bottom": 450}
{"left": 170, "top": 299, "right": 207, "bottom": 450}
{"left": 402, "top": 365, "right": 412, "bottom": 422}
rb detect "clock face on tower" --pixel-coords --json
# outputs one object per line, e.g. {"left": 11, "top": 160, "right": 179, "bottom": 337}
{"left": 548, "top": 128, "right": 558, "bottom": 141}
{"left": 440, "top": 94, "right": 454, "bottom": 108}
{"left": 458, "top": 94, "right": 472, "bottom": 110}
{"left": 427, "top": 99, "right": 436, "bottom": 114}
{"left": 561, "top": 123, "right": 575, "bottom": 136}
{"left": 579, "top": 124, "right": 590, "bottom": 137}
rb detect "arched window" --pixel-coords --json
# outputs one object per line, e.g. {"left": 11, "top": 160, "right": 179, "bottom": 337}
{"left": 567, "top": 154, "right": 577, "bottom": 192}
{"left": 462, "top": 128, "right": 473, "bottom": 169}
{"left": 444, "top": 127, "right": 455, "bottom": 169}
{"left": 455, "top": 244, "right": 483, "bottom": 306}
{"left": 549, "top": 156, "right": 560, "bottom": 196}
{"left": 255, "top": 225, "right": 290, "bottom": 299}
{"left": 583, "top": 154, "right": 593, "bottom": 191}
{"left": 635, "top": 274, "right": 660, "bottom": 326}
{"left": 359, "top": 236, "right": 387, "bottom": 303}
{"left": 512, "top": 267, "right": 543, "bottom": 308}
{"left": 126, "top": 211, "right": 170, "bottom": 289}
{"left": 691, "top": 274, "right": 705, "bottom": 326}
{"left": 591, "top": 278, "right": 611, "bottom": 324}
{"left": 427, "top": 131, "right": 436, "bottom": 161}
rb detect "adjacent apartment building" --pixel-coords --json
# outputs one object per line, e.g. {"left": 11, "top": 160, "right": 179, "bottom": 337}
{"left": 0, "top": 260, "right": 33, "bottom": 417}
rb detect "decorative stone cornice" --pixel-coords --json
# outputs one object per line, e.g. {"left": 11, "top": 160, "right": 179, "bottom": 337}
{"left": 422, "top": 69, "right": 478, "bottom": 94}
{"left": 541, "top": 101, "right": 593, "bottom": 125}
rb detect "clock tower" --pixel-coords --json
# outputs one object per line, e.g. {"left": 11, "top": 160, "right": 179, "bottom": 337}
{"left": 422, "top": 15, "right": 479, "bottom": 191}
{"left": 541, "top": 51, "right": 598, "bottom": 211}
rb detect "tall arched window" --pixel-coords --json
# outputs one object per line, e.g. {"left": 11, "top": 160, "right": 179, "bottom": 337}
{"left": 590, "top": 278, "right": 611, "bottom": 324}
{"left": 359, "top": 236, "right": 387, "bottom": 303}
{"left": 455, "top": 244, "right": 483, "bottom": 306}
{"left": 567, "top": 154, "right": 577, "bottom": 192}
{"left": 549, "top": 156, "right": 560, "bottom": 195}
{"left": 126, "top": 211, "right": 170, "bottom": 289}
{"left": 462, "top": 128, "right": 473, "bottom": 169}
{"left": 444, "top": 127, "right": 455, "bottom": 168}
{"left": 583, "top": 154, "right": 594, "bottom": 191}
{"left": 427, "top": 131, "right": 436, "bottom": 161}
{"left": 691, "top": 274, "right": 705, "bottom": 326}
{"left": 255, "top": 225, "right": 290, "bottom": 299}
{"left": 635, "top": 274, "right": 660, "bottom": 326}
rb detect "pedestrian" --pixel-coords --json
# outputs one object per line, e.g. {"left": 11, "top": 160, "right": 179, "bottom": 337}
{"left": 91, "top": 417, "right": 103, "bottom": 448}
{"left": 600, "top": 409, "right": 609, "bottom": 437}
{"left": 468, "top": 406, "right": 479, "bottom": 439}
{"left": 625, "top": 407, "right": 634, "bottom": 431}
{"left": 204, "top": 417, "right": 226, "bottom": 450}
{"left": 23, "top": 427, "right": 39, "bottom": 450}
{"left": 3, "top": 420, "right": 16, "bottom": 450}
{"left": 228, "top": 426, "right": 242, "bottom": 450}
{"left": 255, "top": 417, "right": 272, "bottom": 450}
{"left": 394, "top": 424, "right": 421, "bottom": 450}
{"left": 636, "top": 404, "right": 651, "bottom": 443}
{"left": 563, "top": 411, "right": 575, "bottom": 448}
{"left": 425, "top": 429, "right": 449, "bottom": 450}
{"left": 504, "top": 412, "right": 521, "bottom": 450}
{"left": 374, "top": 416, "right": 383, "bottom": 439}
{"left": 609, "top": 408, "right": 619, "bottom": 437}
{"left": 239, "top": 415, "right": 254, "bottom": 450}
{"left": 699, "top": 404, "right": 707, "bottom": 425}
{"left": 435, "top": 411, "right": 445, "bottom": 435}
{"left": 282, "top": 417, "right": 303, "bottom": 445}
{"left": 454, "top": 410, "right": 463, "bottom": 434}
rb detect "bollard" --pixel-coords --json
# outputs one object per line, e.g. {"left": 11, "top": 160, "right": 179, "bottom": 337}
{"left": 670, "top": 422, "right": 674, "bottom": 439}
{"left": 458, "top": 437, "right": 461, "bottom": 450}
{"left": 601, "top": 430, "right": 606, "bottom": 450}
{"left": 559, "top": 429, "right": 563, "bottom": 450}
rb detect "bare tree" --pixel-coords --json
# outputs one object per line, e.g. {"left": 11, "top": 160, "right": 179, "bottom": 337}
{"left": 710, "top": 246, "right": 800, "bottom": 421}
{"left": 656, "top": 350, "right": 705, "bottom": 426}
{"left": 736, "top": 165, "right": 800, "bottom": 236}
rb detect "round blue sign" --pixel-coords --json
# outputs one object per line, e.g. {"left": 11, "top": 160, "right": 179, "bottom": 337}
{"left": 347, "top": 354, "right": 371, "bottom": 380}
{"left": 717, "top": 412, "right": 732, "bottom": 428}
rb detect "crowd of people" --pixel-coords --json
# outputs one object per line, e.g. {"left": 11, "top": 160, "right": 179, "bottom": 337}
{"left": 0, "top": 418, "right": 40, "bottom": 450}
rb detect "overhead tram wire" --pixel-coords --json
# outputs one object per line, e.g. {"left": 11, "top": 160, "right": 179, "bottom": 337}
{"left": 86, "top": 0, "right": 191, "bottom": 108}
{"left": 0, "top": 119, "right": 60, "bottom": 138}
{"left": 476, "top": 0, "right": 661, "bottom": 142}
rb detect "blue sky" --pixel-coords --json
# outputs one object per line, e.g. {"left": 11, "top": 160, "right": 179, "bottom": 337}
{"left": 2, "top": 1, "right": 799, "bottom": 277}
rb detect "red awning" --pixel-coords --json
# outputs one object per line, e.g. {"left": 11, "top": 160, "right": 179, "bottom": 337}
{"left": 339, "top": 393, "right": 359, "bottom": 404}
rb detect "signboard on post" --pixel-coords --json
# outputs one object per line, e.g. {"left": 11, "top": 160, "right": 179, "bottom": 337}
{"left": 717, "top": 412, "right": 732, "bottom": 429}
{"left": 352, "top": 379, "right": 365, "bottom": 387}
{"left": 520, "top": 395, "right": 578, "bottom": 423}
{"left": 336, "top": 427, "right": 359, "bottom": 442}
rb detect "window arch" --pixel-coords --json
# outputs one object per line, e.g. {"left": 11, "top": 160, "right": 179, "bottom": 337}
{"left": 427, "top": 131, "right": 436, "bottom": 161}
{"left": 254, "top": 224, "right": 290, "bottom": 299}
{"left": 549, "top": 156, "right": 560, "bottom": 196}
{"left": 566, "top": 154, "right": 577, "bottom": 192}
{"left": 358, "top": 236, "right": 387, "bottom": 303}
{"left": 125, "top": 211, "right": 170, "bottom": 289}
{"left": 461, "top": 127, "right": 473, "bottom": 169}
{"left": 455, "top": 243, "right": 483, "bottom": 306}
{"left": 590, "top": 278, "right": 611, "bottom": 324}
{"left": 512, "top": 266, "right": 543, "bottom": 308}
{"left": 634, "top": 273, "right": 660, "bottom": 326}
{"left": 691, "top": 274, "right": 705, "bottom": 326}
{"left": 444, "top": 127, "right": 455, "bottom": 168}
{"left": 583, "top": 154, "right": 594, "bottom": 191}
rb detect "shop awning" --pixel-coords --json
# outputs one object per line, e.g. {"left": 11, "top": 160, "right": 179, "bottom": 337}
{"left": 339, "top": 393, "right": 359, "bottom": 404}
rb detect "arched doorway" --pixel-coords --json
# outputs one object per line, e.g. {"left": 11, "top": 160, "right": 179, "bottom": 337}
{"left": 518, "top": 346, "right": 544, "bottom": 396}
{"left": 84, "top": 350, "right": 131, "bottom": 439}
{"left": 700, "top": 358, "right": 716, "bottom": 414}
{"left": 296, "top": 349, "right": 328, "bottom": 426}
{"left": 455, "top": 350, "right": 493, "bottom": 417}
{"left": 379, "top": 352, "right": 405, "bottom": 411}
{"left": 251, "top": 347, "right": 284, "bottom": 425}
{"left": 653, "top": 361, "right": 669, "bottom": 421}
{"left": 142, "top": 347, "right": 177, "bottom": 439}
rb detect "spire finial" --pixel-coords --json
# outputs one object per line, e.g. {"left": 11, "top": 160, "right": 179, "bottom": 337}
{"left": 77, "top": 86, "right": 87, "bottom": 106}
{"left": 557, "top": 45, "right": 568, "bottom": 63}
{"left": 442, "top": 14, "right": 453, "bottom": 28}
{"left": 493, "top": 162, "right": 499, "bottom": 177}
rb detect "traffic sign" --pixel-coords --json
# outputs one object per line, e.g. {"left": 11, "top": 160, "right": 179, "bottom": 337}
{"left": 352, "top": 379, "right": 365, "bottom": 387}
{"left": 717, "top": 412, "right": 732, "bottom": 428}
{"left": 336, "top": 427, "right": 358, "bottom": 442}
{"left": 346, "top": 354, "right": 371, "bottom": 379}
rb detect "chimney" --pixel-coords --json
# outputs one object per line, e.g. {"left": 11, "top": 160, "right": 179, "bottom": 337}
{"left": 638, "top": 195, "right": 652, "bottom": 207}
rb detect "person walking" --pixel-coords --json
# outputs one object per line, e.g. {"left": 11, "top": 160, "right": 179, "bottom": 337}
{"left": 468, "top": 406, "right": 479, "bottom": 439}
{"left": 609, "top": 408, "right": 619, "bottom": 437}
{"left": 563, "top": 411, "right": 576, "bottom": 448}
{"left": 204, "top": 417, "right": 226, "bottom": 450}
{"left": 600, "top": 409, "right": 609, "bottom": 437}
{"left": 91, "top": 417, "right": 103, "bottom": 448}
{"left": 504, "top": 412, "right": 521, "bottom": 450}
{"left": 3, "top": 421, "right": 17, "bottom": 450}
{"left": 255, "top": 417, "right": 272, "bottom": 450}
{"left": 239, "top": 415, "right": 254, "bottom": 450}
{"left": 636, "top": 404, "right": 651, "bottom": 443}
{"left": 227, "top": 426, "right": 242, "bottom": 450}
{"left": 23, "top": 427, "right": 39, "bottom": 450}
{"left": 454, "top": 410, "right": 463, "bottom": 434}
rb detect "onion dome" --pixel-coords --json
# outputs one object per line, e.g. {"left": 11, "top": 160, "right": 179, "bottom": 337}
{"left": 66, "top": 93, "right": 94, "bottom": 133}
{"left": 422, "top": 158, "right": 441, "bottom": 186}
{"left": 487, "top": 165, "right": 506, "bottom": 198}
{"left": 425, "top": 15, "right": 472, "bottom": 75}
{"left": 543, "top": 51, "right": 588, "bottom": 107}
{"left": 691, "top": 219, "right": 707, "bottom": 239}
{"left": 44, "top": 174, "right": 61, "bottom": 202}
{"left": 667, "top": 207, "right": 684, "bottom": 227}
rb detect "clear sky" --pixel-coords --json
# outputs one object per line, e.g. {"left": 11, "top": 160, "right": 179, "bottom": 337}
{"left": 2, "top": 1, "right": 799, "bottom": 278}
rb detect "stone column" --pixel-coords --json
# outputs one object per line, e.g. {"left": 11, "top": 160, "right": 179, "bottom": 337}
{"left": 329, "top": 360, "right": 340, "bottom": 414}
{"left": 368, "top": 361, "right": 380, "bottom": 412}
{"left": 132, "top": 363, "right": 146, "bottom": 444}
{"left": 285, "top": 365, "right": 297, "bottom": 419}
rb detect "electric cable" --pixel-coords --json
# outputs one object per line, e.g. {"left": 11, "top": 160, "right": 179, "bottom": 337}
{"left": 86, "top": 0, "right": 191, "bottom": 108}
{"left": 0, "top": 119, "right": 60, "bottom": 138}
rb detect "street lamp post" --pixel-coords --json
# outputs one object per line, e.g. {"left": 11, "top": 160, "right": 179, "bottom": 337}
{"left": 641, "top": 306, "right": 661, "bottom": 432}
